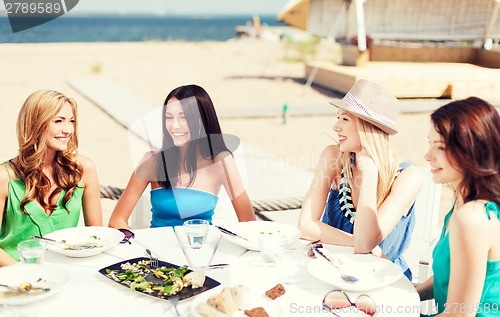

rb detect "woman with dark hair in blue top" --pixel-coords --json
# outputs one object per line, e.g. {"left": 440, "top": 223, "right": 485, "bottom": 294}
{"left": 108, "top": 85, "right": 256, "bottom": 229}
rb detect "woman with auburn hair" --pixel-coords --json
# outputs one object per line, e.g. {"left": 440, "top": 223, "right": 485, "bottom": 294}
{"left": 417, "top": 97, "right": 500, "bottom": 316}
{"left": 298, "top": 79, "right": 423, "bottom": 280}
{"left": 108, "top": 84, "right": 255, "bottom": 229}
{"left": 0, "top": 90, "right": 102, "bottom": 266}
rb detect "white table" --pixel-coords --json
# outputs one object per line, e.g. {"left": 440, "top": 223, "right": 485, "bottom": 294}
{"left": 0, "top": 227, "right": 420, "bottom": 317}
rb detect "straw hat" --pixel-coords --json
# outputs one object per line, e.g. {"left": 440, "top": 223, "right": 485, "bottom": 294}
{"left": 330, "top": 79, "right": 399, "bottom": 135}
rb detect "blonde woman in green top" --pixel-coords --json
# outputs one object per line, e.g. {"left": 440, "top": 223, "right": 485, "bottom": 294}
{"left": 417, "top": 97, "right": 500, "bottom": 316}
{"left": 0, "top": 90, "right": 102, "bottom": 266}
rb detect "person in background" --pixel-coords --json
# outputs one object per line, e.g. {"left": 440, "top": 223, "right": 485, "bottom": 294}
{"left": 299, "top": 79, "right": 423, "bottom": 280}
{"left": 417, "top": 97, "right": 500, "bottom": 316}
{"left": 0, "top": 90, "right": 103, "bottom": 266}
{"left": 108, "top": 84, "right": 255, "bottom": 229}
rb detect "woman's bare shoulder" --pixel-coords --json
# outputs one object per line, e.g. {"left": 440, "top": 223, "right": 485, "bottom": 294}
{"left": 214, "top": 150, "right": 233, "bottom": 162}
{"left": 0, "top": 164, "right": 10, "bottom": 186}
{"left": 454, "top": 201, "right": 496, "bottom": 226}
{"left": 0, "top": 159, "right": 16, "bottom": 195}
{"left": 395, "top": 164, "right": 423, "bottom": 184}
{"left": 322, "top": 144, "right": 341, "bottom": 157}
{"left": 77, "top": 154, "right": 97, "bottom": 171}
{"left": 0, "top": 158, "right": 19, "bottom": 181}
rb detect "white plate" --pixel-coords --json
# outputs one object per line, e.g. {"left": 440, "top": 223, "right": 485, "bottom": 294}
{"left": 218, "top": 221, "right": 301, "bottom": 251}
{"left": 190, "top": 286, "right": 281, "bottom": 317}
{"left": 43, "top": 226, "right": 124, "bottom": 257}
{"left": 308, "top": 252, "right": 403, "bottom": 291}
{"left": 0, "top": 264, "right": 70, "bottom": 305}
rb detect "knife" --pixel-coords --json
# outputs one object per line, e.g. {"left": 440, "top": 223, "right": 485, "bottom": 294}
{"left": 182, "top": 263, "right": 229, "bottom": 271}
{"left": 194, "top": 263, "right": 230, "bottom": 270}
{"left": 215, "top": 225, "right": 249, "bottom": 241}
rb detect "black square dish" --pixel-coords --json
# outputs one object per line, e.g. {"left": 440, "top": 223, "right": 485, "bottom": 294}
{"left": 98, "top": 257, "right": 220, "bottom": 301}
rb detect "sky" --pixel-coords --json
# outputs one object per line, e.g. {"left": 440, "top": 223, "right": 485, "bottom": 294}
{"left": 1, "top": 0, "right": 291, "bottom": 16}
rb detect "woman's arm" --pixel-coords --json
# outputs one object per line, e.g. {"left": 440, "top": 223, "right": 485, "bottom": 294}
{"left": 298, "top": 146, "right": 354, "bottom": 245}
{"left": 108, "top": 171, "right": 149, "bottom": 229}
{"left": 354, "top": 155, "right": 423, "bottom": 253}
{"left": 79, "top": 155, "right": 103, "bottom": 226}
{"left": 435, "top": 202, "right": 493, "bottom": 317}
{"left": 219, "top": 153, "right": 256, "bottom": 222}
{"left": 0, "top": 166, "right": 17, "bottom": 266}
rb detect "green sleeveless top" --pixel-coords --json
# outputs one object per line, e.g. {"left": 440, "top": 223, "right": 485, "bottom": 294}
{"left": 432, "top": 201, "right": 500, "bottom": 316}
{"left": 0, "top": 162, "right": 83, "bottom": 261}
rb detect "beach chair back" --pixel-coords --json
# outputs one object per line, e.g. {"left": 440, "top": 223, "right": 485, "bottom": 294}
{"left": 130, "top": 184, "right": 153, "bottom": 229}
{"left": 413, "top": 167, "right": 441, "bottom": 244}
{"left": 412, "top": 167, "right": 441, "bottom": 314}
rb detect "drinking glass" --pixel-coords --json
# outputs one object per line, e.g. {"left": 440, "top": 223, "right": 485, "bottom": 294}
{"left": 17, "top": 239, "right": 46, "bottom": 264}
{"left": 183, "top": 219, "right": 210, "bottom": 249}
{"left": 175, "top": 224, "right": 221, "bottom": 269}
{"left": 281, "top": 250, "right": 308, "bottom": 284}
{"left": 258, "top": 234, "right": 286, "bottom": 264}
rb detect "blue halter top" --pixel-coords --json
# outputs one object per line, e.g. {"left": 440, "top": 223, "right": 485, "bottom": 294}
{"left": 321, "top": 161, "right": 416, "bottom": 280}
{"left": 150, "top": 187, "right": 218, "bottom": 227}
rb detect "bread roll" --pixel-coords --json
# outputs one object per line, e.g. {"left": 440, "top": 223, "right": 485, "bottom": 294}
{"left": 220, "top": 287, "right": 237, "bottom": 314}
{"left": 231, "top": 285, "right": 251, "bottom": 309}
{"left": 197, "top": 302, "right": 228, "bottom": 317}
{"left": 207, "top": 294, "right": 234, "bottom": 316}
{"left": 182, "top": 270, "right": 206, "bottom": 288}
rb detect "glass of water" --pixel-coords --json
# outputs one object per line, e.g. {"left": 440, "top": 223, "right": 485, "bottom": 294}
{"left": 17, "top": 239, "right": 46, "bottom": 264}
{"left": 175, "top": 222, "right": 220, "bottom": 269}
{"left": 183, "top": 219, "right": 210, "bottom": 249}
{"left": 259, "top": 234, "right": 287, "bottom": 264}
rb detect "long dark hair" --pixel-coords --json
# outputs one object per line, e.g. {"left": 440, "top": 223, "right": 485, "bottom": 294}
{"left": 431, "top": 97, "right": 500, "bottom": 206}
{"left": 158, "top": 85, "right": 229, "bottom": 189}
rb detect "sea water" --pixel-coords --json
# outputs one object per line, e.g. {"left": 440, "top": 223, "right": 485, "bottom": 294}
{"left": 0, "top": 15, "right": 285, "bottom": 43}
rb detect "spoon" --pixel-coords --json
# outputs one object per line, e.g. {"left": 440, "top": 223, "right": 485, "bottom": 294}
{"left": 30, "top": 236, "right": 94, "bottom": 250}
{"left": 312, "top": 246, "right": 359, "bottom": 283}
{"left": 0, "top": 283, "right": 28, "bottom": 295}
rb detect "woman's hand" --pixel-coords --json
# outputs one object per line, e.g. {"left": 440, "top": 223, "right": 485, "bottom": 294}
{"left": 354, "top": 149, "right": 378, "bottom": 178}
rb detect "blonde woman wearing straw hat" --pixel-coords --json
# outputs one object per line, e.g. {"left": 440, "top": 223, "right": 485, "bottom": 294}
{"left": 298, "top": 79, "right": 423, "bottom": 280}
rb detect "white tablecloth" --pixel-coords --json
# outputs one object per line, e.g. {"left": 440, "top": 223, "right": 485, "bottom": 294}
{"left": 0, "top": 227, "right": 420, "bottom": 317}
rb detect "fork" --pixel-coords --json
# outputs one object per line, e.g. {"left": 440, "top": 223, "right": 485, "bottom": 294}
{"left": 169, "top": 295, "right": 180, "bottom": 316}
{"left": 145, "top": 249, "right": 159, "bottom": 269}
{"left": 30, "top": 236, "right": 94, "bottom": 250}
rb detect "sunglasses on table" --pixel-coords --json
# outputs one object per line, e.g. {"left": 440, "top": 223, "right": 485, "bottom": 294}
{"left": 323, "top": 290, "right": 376, "bottom": 316}
{"left": 118, "top": 228, "right": 135, "bottom": 244}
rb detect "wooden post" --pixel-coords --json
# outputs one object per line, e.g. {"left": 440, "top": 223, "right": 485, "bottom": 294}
{"left": 483, "top": 0, "right": 500, "bottom": 49}
{"left": 354, "top": 0, "right": 367, "bottom": 52}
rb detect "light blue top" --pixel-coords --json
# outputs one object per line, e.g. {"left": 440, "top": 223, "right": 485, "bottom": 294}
{"left": 432, "top": 201, "right": 500, "bottom": 316}
{"left": 321, "top": 161, "right": 416, "bottom": 280}
{"left": 150, "top": 187, "right": 218, "bottom": 227}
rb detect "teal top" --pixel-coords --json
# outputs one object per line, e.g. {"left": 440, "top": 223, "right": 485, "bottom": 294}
{"left": 432, "top": 201, "right": 500, "bottom": 316}
{"left": 150, "top": 187, "right": 218, "bottom": 227}
{"left": 0, "top": 162, "right": 83, "bottom": 261}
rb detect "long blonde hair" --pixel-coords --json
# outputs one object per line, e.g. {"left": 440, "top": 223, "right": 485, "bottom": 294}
{"left": 16, "top": 90, "right": 83, "bottom": 214}
{"left": 342, "top": 117, "right": 398, "bottom": 207}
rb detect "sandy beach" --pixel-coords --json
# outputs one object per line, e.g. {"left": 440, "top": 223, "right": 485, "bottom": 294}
{"left": 0, "top": 39, "right": 453, "bottom": 225}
